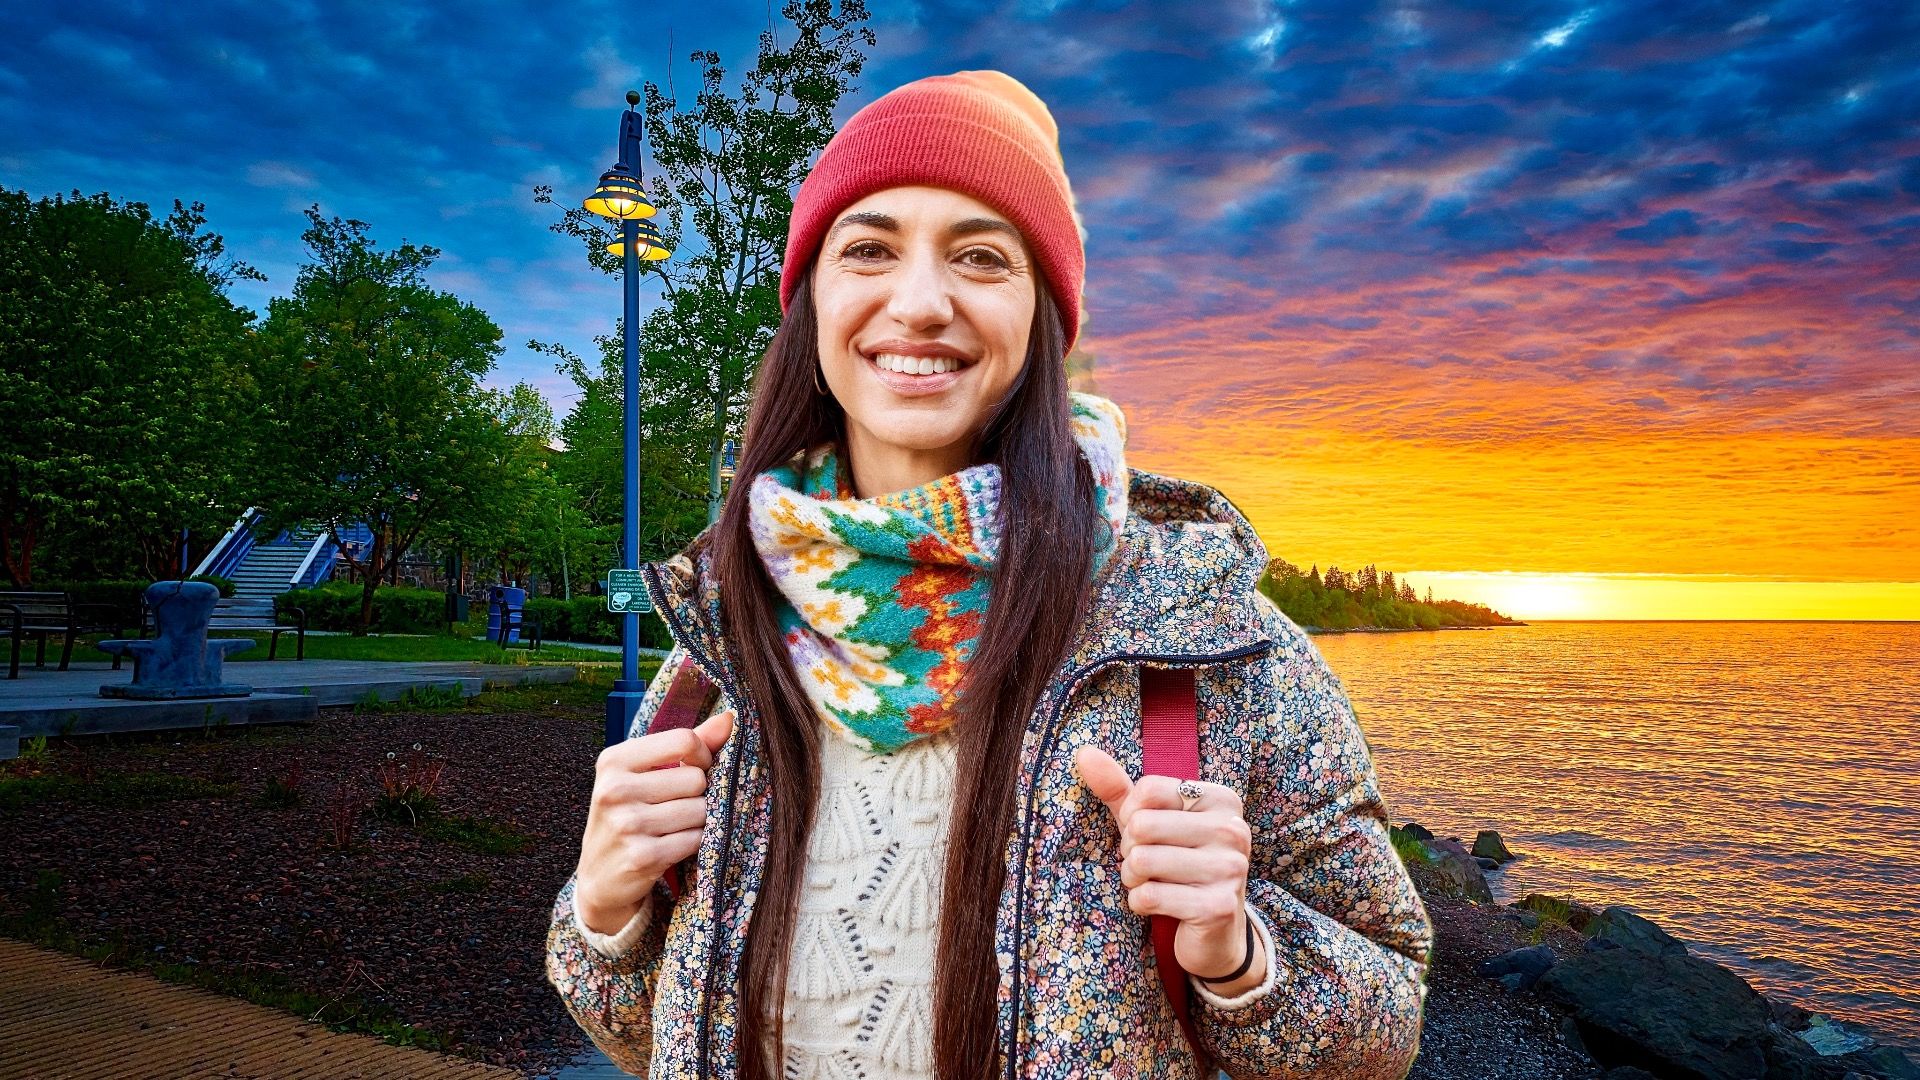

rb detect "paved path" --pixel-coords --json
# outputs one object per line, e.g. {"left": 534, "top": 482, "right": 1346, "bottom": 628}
{"left": 0, "top": 937, "right": 516, "bottom": 1079}
{"left": 0, "top": 660, "right": 578, "bottom": 756}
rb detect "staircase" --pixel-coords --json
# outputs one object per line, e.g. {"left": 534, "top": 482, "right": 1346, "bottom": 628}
{"left": 226, "top": 528, "right": 325, "bottom": 600}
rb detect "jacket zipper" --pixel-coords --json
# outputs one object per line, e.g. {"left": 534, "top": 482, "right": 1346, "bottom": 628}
{"left": 639, "top": 560, "right": 749, "bottom": 1080}
{"left": 999, "top": 638, "right": 1276, "bottom": 1080}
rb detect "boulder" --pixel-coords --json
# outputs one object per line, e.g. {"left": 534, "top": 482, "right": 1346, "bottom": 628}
{"left": 1516, "top": 891, "right": 1600, "bottom": 932}
{"left": 1585, "top": 905, "right": 1689, "bottom": 957}
{"left": 1833, "top": 1045, "right": 1920, "bottom": 1080}
{"left": 1473, "top": 829, "right": 1516, "bottom": 863}
{"left": 1400, "top": 820, "right": 1435, "bottom": 842}
{"left": 1423, "top": 836, "right": 1494, "bottom": 903}
{"left": 1797, "top": 1016, "right": 1876, "bottom": 1057}
{"left": 1534, "top": 947, "right": 1851, "bottom": 1079}
{"left": 1475, "top": 944, "right": 1557, "bottom": 993}
{"left": 1504, "top": 906, "right": 1542, "bottom": 929}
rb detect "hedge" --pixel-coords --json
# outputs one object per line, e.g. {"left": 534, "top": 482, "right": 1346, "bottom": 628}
{"left": 276, "top": 581, "right": 448, "bottom": 634}
{"left": 525, "top": 595, "right": 673, "bottom": 650}
{"left": 25, "top": 576, "right": 236, "bottom": 627}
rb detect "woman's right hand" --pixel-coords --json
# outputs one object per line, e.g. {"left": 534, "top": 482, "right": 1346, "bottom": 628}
{"left": 574, "top": 709, "right": 736, "bottom": 936}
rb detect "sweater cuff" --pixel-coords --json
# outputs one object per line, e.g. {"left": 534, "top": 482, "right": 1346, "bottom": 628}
{"left": 572, "top": 893, "right": 654, "bottom": 959}
{"left": 1188, "top": 900, "right": 1281, "bottom": 1010}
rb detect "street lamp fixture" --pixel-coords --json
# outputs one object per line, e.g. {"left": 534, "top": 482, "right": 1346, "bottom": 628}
{"left": 584, "top": 87, "right": 674, "bottom": 747}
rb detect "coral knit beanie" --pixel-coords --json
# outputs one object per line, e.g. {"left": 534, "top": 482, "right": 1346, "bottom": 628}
{"left": 780, "top": 69, "right": 1088, "bottom": 354}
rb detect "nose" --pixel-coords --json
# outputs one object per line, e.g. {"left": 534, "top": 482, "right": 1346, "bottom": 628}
{"left": 884, "top": 245, "right": 955, "bottom": 329}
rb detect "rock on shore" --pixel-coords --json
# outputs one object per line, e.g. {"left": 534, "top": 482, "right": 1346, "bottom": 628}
{"left": 1398, "top": 823, "right": 1919, "bottom": 1080}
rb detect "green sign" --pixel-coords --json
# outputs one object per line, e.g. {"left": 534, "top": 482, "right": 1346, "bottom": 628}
{"left": 606, "top": 569, "right": 652, "bottom": 614}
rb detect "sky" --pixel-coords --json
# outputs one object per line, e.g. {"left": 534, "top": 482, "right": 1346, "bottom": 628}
{"left": 3, "top": 1, "right": 1915, "bottom": 619}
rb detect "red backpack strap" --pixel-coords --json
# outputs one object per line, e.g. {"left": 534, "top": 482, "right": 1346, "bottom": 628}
{"left": 645, "top": 658, "right": 722, "bottom": 901}
{"left": 1138, "top": 665, "right": 1210, "bottom": 1067}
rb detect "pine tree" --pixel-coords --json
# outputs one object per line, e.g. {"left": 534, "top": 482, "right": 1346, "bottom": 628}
{"left": 1381, "top": 570, "right": 1396, "bottom": 600}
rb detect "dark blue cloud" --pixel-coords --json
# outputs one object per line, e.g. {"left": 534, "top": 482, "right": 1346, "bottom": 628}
{"left": 3, "top": 0, "right": 1916, "bottom": 399}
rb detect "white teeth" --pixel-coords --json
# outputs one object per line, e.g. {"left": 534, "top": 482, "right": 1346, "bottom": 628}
{"left": 870, "top": 352, "right": 962, "bottom": 374}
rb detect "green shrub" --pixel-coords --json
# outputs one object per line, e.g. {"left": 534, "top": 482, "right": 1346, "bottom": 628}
{"left": 188, "top": 573, "right": 236, "bottom": 596}
{"left": 524, "top": 595, "right": 672, "bottom": 648}
{"left": 276, "top": 581, "right": 448, "bottom": 633}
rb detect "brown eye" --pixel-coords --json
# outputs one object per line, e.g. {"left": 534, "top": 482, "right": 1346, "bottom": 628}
{"left": 963, "top": 248, "right": 1009, "bottom": 269}
{"left": 844, "top": 241, "right": 886, "bottom": 260}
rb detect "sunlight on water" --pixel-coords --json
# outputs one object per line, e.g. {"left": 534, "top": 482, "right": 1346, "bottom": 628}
{"left": 1312, "top": 621, "right": 1920, "bottom": 1049}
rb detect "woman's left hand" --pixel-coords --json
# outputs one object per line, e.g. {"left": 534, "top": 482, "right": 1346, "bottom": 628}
{"left": 1075, "top": 745, "right": 1268, "bottom": 996}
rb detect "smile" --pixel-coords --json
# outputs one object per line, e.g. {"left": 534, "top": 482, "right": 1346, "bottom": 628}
{"left": 868, "top": 351, "right": 967, "bottom": 374}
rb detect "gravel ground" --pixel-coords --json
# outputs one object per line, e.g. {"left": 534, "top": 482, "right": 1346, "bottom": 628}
{"left": 1405, "top": 867, "right": 1606, "bottom": 1080}
{"left": 2, "top": 690, "right": 1609, "bottom": 1079}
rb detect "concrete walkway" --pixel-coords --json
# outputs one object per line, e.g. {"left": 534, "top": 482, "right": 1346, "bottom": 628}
{"left": 0, "top": 937, "right": 516, "bottom": 1079}
{"left": 0, "top": 660, "right": 577, "bottom": 757}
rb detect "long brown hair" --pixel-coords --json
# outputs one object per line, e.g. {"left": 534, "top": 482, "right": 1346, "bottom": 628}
{"left": 710, "top": 261, "right": 1103, "bottom": 1079}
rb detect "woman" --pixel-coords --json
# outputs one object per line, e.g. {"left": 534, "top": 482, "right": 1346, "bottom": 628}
{"left": 547, "top": 70, "right": 1433, "bottom": 1080}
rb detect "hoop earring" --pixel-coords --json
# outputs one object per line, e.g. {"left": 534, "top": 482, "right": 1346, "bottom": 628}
{"left": 813, "top": 361, "right": 828, "bottom": 396}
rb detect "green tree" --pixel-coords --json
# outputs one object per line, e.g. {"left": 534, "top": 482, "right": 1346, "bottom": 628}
{"left": 533, "top": 0, "right": 876, "bottom": 554}
{"left": 0, "top": 188, "right": 262, "bottom": 585}
{"left": 249, "top": 207, "right": 509, "bottom": 631}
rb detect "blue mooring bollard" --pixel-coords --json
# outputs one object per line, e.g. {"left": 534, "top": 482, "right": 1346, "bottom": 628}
{"left": 96, "top": 581, "right": 254, "bottom": 699}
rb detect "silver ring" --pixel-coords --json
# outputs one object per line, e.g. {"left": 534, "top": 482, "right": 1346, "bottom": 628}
{"left": 1178, "top": 779, "right": 1206, "bottom": 811}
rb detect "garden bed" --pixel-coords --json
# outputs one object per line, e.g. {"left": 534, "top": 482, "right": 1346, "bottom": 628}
{"left": 0, "top": 669, "right": 637, "bottom": 1076}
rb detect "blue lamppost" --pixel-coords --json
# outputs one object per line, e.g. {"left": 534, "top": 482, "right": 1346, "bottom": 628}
{"left": 584, "top": 89, "right": 671, "bottom": 746}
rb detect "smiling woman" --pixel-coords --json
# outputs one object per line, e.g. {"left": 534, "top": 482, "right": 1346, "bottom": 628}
{"left": 547, "top": 69, "right": 1433, "bottom": 1080}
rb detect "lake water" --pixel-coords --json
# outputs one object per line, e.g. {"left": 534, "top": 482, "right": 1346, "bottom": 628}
{"left": 1312, "top": 620, "right": 1920, "bottom": 1051}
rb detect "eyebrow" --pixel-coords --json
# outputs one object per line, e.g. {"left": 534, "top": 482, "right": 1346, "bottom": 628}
{"left": 824, "top": 211, "right": 1021, "bottom": 247}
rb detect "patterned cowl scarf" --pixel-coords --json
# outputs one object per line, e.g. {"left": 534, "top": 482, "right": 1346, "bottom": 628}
{"left": 747, "top": 391, "right": 1130, "bottom": 753}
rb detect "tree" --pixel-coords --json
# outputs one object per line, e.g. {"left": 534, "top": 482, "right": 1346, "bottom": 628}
{"left": 0, "top": 188, "right": 262, "bottom": 585}
{"left": 1380, "top": 569, "right": 1395, "bottom": 600}
{"left": 249, "top": 207, "right": 508, "bottom": 631}
{"left": 534, "top": 0, "right": 876, "bottom": 553}
{"left": 1358, "top": 564, "right": 1378, "bottom": 599}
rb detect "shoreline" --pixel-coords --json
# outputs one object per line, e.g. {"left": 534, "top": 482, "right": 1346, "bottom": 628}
{"left": 1400, "top": 821, "right": 1919, "bottom": 1078}
{"left": 1305, "top": 622, "right": 1530, "bottom": 634}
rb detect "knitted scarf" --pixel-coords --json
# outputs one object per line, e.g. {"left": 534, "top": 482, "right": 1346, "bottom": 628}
{"left": 747, "top": 392, "right": 1130, "bottom": 753}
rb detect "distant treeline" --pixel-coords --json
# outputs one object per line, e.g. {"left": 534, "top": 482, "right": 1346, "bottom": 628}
{"left": 1258, "top": 559, "right": 1523, "bottom": 631}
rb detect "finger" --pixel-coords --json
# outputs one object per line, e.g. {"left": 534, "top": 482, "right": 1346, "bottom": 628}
{"left": 1121, "top": 842, "right": 1249, "bottom": 889}
{"left": 694, "top": 709, "right": 736, "bottom": 756}
{"left": 627, "top": 794, "right": 709, "bottom": 836}
{"left": 644, "top": 825, "right": 705, "bottom": 868}
{"left": 1125, "top": 881, "right": 1244, "bottom": 924}
{"left": 1074, "top": 745, "right": 1133, "bottom": 818}
{"left": 624, "top": 761, "right": 709, "bottom": 803}
{"left": 1125, "top": 808, "right": 1251, "bottom": 854}
{"left": 1120, "top": 774, "right": 1186, "bottom": 826}
{"left": 610, "top": 726, "right": 713, "bottom": 773}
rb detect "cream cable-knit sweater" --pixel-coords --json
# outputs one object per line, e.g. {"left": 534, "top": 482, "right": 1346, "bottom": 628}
{"left": 576, "top": 727, "right": 1281, "bottom": 1076}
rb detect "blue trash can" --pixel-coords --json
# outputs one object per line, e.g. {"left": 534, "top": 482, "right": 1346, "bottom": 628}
{"left": 486, "top": 585, "right": 527, "bottom": 644}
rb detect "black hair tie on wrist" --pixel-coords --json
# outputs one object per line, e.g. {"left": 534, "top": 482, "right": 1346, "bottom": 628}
{"left": 1195, "top": 916, "right": 1258, "bottom": 985}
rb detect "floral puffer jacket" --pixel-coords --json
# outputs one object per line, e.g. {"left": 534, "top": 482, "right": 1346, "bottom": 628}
{"left": 546, "top": 468, "right": 1434, "bottom": 1079}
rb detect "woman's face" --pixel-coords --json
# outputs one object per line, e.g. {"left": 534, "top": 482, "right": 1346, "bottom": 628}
{"left": 812, "top": 184, "right": 1037, "bottom": 477}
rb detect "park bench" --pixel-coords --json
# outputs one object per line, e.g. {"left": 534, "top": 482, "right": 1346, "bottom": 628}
{"left": 0, "top": 591, "right": 128, "bottom": 679}
{"left": 141, "top": 594, "right": 308, "bottom": 661}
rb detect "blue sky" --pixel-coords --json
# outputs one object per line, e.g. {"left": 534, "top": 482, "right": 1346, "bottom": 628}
{"left": 5, "top": 1, "right": 1917, "bottom": 601}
